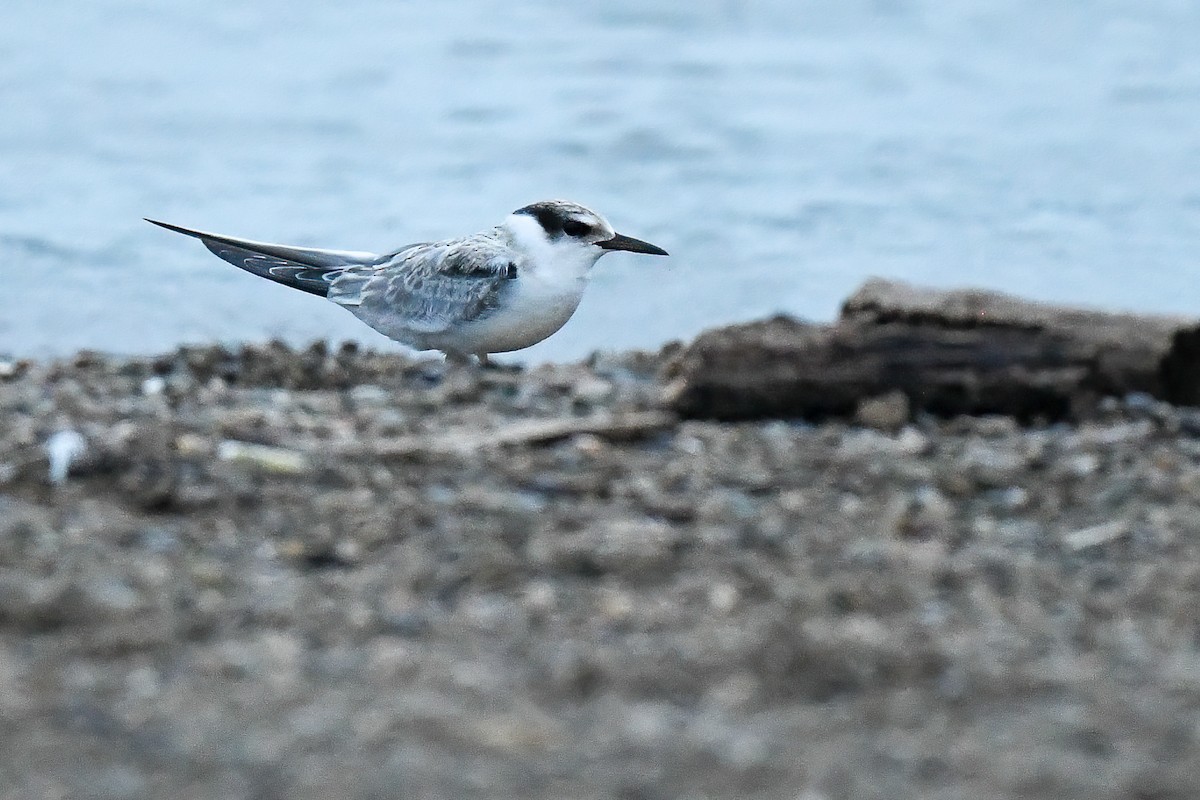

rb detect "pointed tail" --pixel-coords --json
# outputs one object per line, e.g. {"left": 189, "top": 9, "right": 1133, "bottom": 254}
{"left": 146, "top": 219, "right": 380, "bottom": 298}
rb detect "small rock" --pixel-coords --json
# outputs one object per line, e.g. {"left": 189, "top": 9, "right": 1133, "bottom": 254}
{"left": 365, "top": 638, "right": 419, "bottom": 682}
{"left": 708, "top": 582, "right": 739, "bottom": 613}
{"left": 333, "top": 538, "right": 363, "bottom": 565}
{"left": 896, "top": 426, "right": 931, "bottom": 455}
{"left": 1122, "top": 392, "right": 1158, "bottom": 414}
{"left": 893, "top": 485, "right": 955, "bottom": 539}
{"left": 854, "top": 391, "right": 910, "bottom": 432}
{"left": 572, "top": 376, "right": 614, "bottom": 405}
{"left": 523, "top": 580, "right": 558, "bottom": 614}
{"left": 378, "top": 610, "right": 430, "bottom": 639}
{"left": 959, "top": 440, "right": 1026, "bottom": 487}
{"left": 1061, "top": 452, "right": 1101, "bottom": 478}
{"left": 599, "top": 587, "right": 635, "bottom": 622}
{"left": 991, "top": 486, "right": 1029, "bottom": 513}
{"left": 529, "top": 519, "right": 680, "bottom": 576}
{"left": 141, "top": 375, "right": 167, "bottom": 396}
{"left": 174, "top": 433, "right": 211, "bottom": 456}
{"left": 839, "top": 493, "right": 865, "bottom": 515}
{"left": 969, "top": 416, "right": 1019, "bottom": 437}
{"left": 125, "top": 664, "right": 162, "bottom": 701}
{"left": 1063, "top": 519, "right": 1131, "bottom": 552}
{"left": 697, "top": 488, "right": 760, "bottom": 523}
{"left": 571, "top": 433, "right": 608, "bottom": 456}
{"left": 81, "top": 576, "right": 143, "bottom": 620}
{"left": 349, "top": 384, "right": 391, "bottom": 404}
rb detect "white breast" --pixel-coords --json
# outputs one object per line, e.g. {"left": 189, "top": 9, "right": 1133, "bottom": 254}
{"left": 451, "top": 267, "right": 588, "bottom": 354}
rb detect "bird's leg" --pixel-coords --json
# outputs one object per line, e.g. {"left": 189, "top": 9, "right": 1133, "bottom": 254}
{"left": 476, "top": 353, "right": 491, "bottom": 367}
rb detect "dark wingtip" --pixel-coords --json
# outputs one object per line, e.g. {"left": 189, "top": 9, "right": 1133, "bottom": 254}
{"left": 144, "top": 218, "right": 204, "bottom": 239}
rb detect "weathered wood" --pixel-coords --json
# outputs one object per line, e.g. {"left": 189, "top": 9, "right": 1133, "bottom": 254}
{"left": 842, "top": 278, "right": 1192, "bottom": 339}
{"left": 667, "top": 279, "right": 1200, "bottom": 421}
{"left": 1160, "top": 326, "right": 1200, "bottom": 406}
{"left": 327, "top": 411, "right": 677, "bottom": 459}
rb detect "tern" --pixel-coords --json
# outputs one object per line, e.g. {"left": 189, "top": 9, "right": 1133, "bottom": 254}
{"left": 146, "top": 200, "right": 668, "bottom": 364}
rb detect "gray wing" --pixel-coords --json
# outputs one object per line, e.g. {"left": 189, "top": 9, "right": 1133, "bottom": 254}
{"left": 146, "top": 219, "right": 380, "bottom": 298}
{"left": 327, "top": 235, "right": 516, "bottom": 333}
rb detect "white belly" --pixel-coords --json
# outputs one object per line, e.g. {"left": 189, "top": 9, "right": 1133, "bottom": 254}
{"left": 449, "top": 275, "right": 586, "bottom": 354}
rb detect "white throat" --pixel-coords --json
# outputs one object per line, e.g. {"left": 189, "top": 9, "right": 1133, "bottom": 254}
{"left": 503, "top": 213, "right": 604, "bottom": 280}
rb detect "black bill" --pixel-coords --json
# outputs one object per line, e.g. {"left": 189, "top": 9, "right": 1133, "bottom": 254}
{"left": 597, "top": 232, "right": 669, "bottom": 256}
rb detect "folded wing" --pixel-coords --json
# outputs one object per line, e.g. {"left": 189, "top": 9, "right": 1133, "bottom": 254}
{"left": 146, "top": 219, "right": 381, "bottom": 298}
{"left": 330, "top": 237, "right": 515, "bottom": 333}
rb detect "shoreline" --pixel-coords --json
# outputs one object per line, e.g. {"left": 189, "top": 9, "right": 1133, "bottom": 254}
{"left": 4, "top": 282, "right": 1200, "bottom": 798}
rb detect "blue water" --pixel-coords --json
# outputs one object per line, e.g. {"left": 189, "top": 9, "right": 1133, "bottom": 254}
{"left": 4, "top": 1, "right": 1200, "bottom": 362}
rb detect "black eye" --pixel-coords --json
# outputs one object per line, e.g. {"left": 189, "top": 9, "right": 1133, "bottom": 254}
{"left": 562, "top": 219, "right": 592, "bottom": 237}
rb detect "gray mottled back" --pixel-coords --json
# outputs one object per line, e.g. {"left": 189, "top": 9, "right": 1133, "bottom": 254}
{"left": 327, "top": 229, "right": 517, "bottom": 334}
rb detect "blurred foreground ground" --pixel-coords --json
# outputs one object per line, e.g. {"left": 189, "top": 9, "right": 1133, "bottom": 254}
{"left": 2, "top": 338, "right": 1200, "bottom": 799}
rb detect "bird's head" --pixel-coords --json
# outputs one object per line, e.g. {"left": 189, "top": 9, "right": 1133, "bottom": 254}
{"left": 504, "top": 200, "right": 667, "bottom": 272}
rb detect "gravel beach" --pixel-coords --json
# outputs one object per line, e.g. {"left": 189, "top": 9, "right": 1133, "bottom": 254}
{"left": 3, "top": 332, "right": 1200, "bottom": 799}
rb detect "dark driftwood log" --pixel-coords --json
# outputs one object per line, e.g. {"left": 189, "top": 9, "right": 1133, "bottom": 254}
{"left": 667, "top": 279, "right": 1200, "bottom": 422}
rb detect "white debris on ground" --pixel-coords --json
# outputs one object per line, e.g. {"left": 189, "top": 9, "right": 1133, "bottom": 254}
{"left": 44, "top": 429, "right": 86, "bottom": 485}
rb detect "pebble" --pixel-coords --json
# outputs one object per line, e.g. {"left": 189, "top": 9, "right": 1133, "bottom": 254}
{"left": 83, "top": 576, "right": 143, "bottom": 619}
{"left": 141, "top": 375, "right": 167, "bottom": 396}
{"left": 349, "top": 384, "right": 391, "bottom": 404}
{"left": 379, "top": 610, "right": 431, "bottom": 639}
{"left": 522, "top": 580, "right": 558, "bottom": 614}
{"left": 854, "top": 390, "right": 910, "bottom": 432}
{"left": 959, "top": 440, "right": 1026, "bottom": 487}
{"left": 991, "top": 486, "right": 1030, "bottom": 513}
{"left": 4, "top": 341, "right": 1200, "bottom": 799}
{"left": 697, "top": 488, "right": 759, "bottom": 523}
{"left": 1061, "top": 452, "right": 1101, "bottom": 478}
{"left": 708, "top": 582, "right": 740, "bottom": 613}
{"left": 529, "top": 519, "right": 679, "bottom": 576}
{"left": 571, "top": 376, "right": 614, "bottom": 405}
{"left": 1063, "top": 519, "right": 1132, "bottom": 552}
{"left": 893, "top": 485, "right": 955, "bottom": 539}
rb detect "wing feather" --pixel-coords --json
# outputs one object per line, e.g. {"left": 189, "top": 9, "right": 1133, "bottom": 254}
{"left": 328, "top": 234, "right": 516, "bottom": 334}
{"left": 146, "top": 219, "right": 380, "bottom": 298}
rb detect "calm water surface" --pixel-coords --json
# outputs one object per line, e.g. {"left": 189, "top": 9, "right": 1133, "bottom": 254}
{"left": 4, "top": 1, "right": 1200, "bottom": 362}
